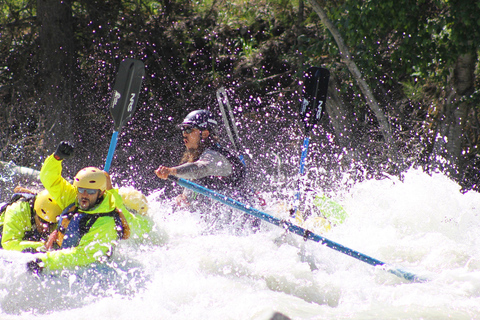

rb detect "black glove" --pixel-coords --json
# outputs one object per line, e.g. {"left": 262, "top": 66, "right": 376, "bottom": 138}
{"left": 54, "top": 141, "right": 74, "bottom": 160}
{"left": 26, "top": 258, "right": 44, "bottom": 275}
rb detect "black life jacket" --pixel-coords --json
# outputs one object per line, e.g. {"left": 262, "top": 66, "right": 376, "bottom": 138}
{"left": 53, "top": 203, "right": 129, "bottom": 250}
{"left": 195, "top": 144, "right": 246, "bottom": 193}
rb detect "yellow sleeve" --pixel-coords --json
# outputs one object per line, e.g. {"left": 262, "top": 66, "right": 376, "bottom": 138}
{"left": 40, "top": 215, "right": 119, "bottom": 271}
{"left": 39, "top": 154, "right": 77, "bottom": 209}
{"left": 2, "top": 202, "right": 45, "bottom": 251}
{"left": 110, "top": 189, "right": 153, "bottom": 239}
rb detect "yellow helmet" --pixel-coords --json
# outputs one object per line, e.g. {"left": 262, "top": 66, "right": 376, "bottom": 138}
{"left": 118, "top": 187, "right": 149, "bottom": 215}
{"left": 73, "top": 167, "right": 107, "bottom": 192}
{"left": 34, "top": 190, "right": 62, "bottom": 223}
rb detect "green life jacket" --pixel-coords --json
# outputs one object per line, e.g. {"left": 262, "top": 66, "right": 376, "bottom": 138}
{"left": 0, "top": 193, "right": 40, "bottom": 248}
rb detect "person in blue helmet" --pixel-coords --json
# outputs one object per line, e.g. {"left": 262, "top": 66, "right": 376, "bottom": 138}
{"left": 155, "top": 109, "right": 259, "bottom": 231}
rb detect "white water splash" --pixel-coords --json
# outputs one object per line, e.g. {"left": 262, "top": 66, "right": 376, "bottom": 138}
{"left": 1, "top": 168, "right": 480, "bottom": 319}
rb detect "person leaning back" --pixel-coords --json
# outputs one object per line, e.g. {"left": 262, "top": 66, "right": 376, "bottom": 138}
{"left": 26, "top": 141, "right": 153, "bottom": 274}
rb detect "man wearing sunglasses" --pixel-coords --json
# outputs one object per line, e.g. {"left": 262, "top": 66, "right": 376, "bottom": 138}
{"left": 155, "top": 109, "right": 258, "bottom": 231}
{"left": 26, "top": 141, "right": 153, "bottom": 274}
{"left": 1, "top": 189, "right": 62, "bottom": 252}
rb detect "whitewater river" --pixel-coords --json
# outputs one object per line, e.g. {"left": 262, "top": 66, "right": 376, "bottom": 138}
{"left": 1, "top": 168, "right": 479, "bottom": 319}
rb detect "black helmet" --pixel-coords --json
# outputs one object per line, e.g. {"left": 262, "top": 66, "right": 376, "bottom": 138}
{"left": 178, "top": 110, "right": 218, "bottom": 132}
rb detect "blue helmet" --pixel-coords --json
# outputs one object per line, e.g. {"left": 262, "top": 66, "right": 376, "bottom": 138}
{"left": 178, "top": 110, "right": 218, "bottom": 132}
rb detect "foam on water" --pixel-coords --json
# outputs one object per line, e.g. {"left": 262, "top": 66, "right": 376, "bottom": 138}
{"left": 1, "top": 168, "right": 480, "bottom": 319}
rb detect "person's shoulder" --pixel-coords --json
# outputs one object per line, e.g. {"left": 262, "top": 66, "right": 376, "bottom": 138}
{"left": 201, "top": 148, "right": 230, "bottom": 163}
{"left": 4, "top": 200, "right": 29, "bottom": 216}
{"left": 205, "top": 145, "right": 232, "bottom": 157}
{"left": 10, "top": 199, "right": 30, "bottom": 209}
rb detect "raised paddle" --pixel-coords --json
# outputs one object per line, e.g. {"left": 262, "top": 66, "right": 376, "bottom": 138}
{"left": 216, "top": 87, "right": 245, "bottom": 164}
{"left": 104, "top": 58, "right": 145, "bottom": 173}
{"left": 293, "top": 67, "right": 330, "bottom": 218}
{"left": 216, "top": 87, "right": 266, "bottom": 206}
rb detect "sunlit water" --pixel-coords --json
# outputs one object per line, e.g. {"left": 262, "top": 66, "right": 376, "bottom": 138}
{"left": 1, "top": 168, "right": 479, "bottom": 319}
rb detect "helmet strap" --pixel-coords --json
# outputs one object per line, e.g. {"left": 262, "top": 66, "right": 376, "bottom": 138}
{"left": 95, "top": 192, "right": 104, "bottom": 205}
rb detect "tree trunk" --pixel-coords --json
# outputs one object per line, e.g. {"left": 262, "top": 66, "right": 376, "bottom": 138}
{"left": 36, "top": 0, "right": 75, "bottom": 152}
{"left": 307, "top": 0, "right": 398, "bottom": 160}
{"left": 432, "top": 53, "right": 475, "bottom": 177}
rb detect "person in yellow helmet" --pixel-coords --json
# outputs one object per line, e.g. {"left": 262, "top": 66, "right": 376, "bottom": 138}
{"left": 118, "top": 186, "right": 149, "bottom": 216}
{"left": 26, "top": 141, "right": 153, "bottom": 274}
{"left": 0, "top": 189, "right": 62, "bottom": 252}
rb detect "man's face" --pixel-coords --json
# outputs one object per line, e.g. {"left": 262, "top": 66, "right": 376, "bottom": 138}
{"left": 77, "top": 187, "right": 102, "bottom": 210}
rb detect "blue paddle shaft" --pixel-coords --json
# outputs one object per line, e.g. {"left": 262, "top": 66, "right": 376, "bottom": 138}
{"left": 170, "top": 176, "right": 425, "bottom": 282}
{"left": 299, "top": 136, "right": 310, "bottom": 175}
{"left": 294, "top": 135, "right": 311, "bottom": 209}
{"left": 104, "top": 131, "right": 119, "bottom": 173}
{"left": 239, "top": 154, "right": 246, "bottom": 166}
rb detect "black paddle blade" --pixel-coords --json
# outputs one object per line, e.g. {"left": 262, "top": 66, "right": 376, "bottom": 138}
{"left": 110, "top": 59, "right": 145, "bottom": 131}
{"left": 300, "top": 67, "right": 330, "bottom": 132}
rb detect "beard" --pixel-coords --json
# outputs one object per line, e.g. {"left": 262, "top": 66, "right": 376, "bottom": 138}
{"left": 78, "top": 194, "right": 100, "bottom": 210}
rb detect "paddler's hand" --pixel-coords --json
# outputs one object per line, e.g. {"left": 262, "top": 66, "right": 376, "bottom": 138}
{"left": 54, "top": 141, "right": 74, "bottom": 161}
{"left": 26, "top": 258, "right": 44, "bottom": 275}
{"left": 155, "top": 166, "right": 177, "bottom": 180}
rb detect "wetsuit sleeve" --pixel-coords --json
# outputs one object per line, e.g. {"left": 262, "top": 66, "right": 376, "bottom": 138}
{"left": 110, "top": 189, "right": 154, "bottom": 239}
{"left": 2, "top": 202, "right": 44, "bottom": 251}
{"left": 39, "top": 154, "right": 77, "bottom": 209}
{"left": 174, "top": 149, "right": 232, "bottom": 180}
{"left": 39, "top": 215, "right": 119, "bottom": 271}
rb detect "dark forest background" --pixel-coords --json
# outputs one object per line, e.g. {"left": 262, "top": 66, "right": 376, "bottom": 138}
{"left": 1, "top": 0, "right": 479, "bottom": 199}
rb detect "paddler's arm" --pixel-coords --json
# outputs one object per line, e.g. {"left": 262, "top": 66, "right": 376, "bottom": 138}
{"left": 155, "top": 150, "right": 232, "bottom": 181}
{"left": 2, "top": 202, "right": 45, "bottom": 252}
{"left": 28, "top": 216, "right": 119, "bottom": 272}
{"left": 39, "top": 142, "right": 77, "bottom": 208}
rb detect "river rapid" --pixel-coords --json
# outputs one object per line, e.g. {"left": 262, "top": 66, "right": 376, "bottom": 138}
{"left": 1, "top": 168, "right": 479, "bottom": 319}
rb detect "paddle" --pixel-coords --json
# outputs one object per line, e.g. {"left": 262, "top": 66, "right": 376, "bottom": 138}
{"left": 293, "top": 67, "right": 330, "bottom": 218}
{"left": 216, "top": 87, "right": 266, "bottom": 206}
{"left": 168, "top": 175, "right": 427, "bottom": 283}
{"left": 104, "top": 58, "right": 145, "bottom": 173}
{"left": 216, "top": 87, "right": 245, "bottom": 165}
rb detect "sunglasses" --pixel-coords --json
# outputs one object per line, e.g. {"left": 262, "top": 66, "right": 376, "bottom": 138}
{"left": 77, "top": 187, "right": 99, "bottom": 195}
{"left": 181, "top": 127, "right": 194, "bottom": 134}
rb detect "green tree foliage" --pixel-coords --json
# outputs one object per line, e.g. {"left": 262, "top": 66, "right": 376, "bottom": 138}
{"left": 0, "top": 0, "right": 479, "bottom": 192}
{"left": 318, "top": 0, "right": 479, "bottom": 188}
{"left": 324, "top": 0, "right": 479, "bottom": 92}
